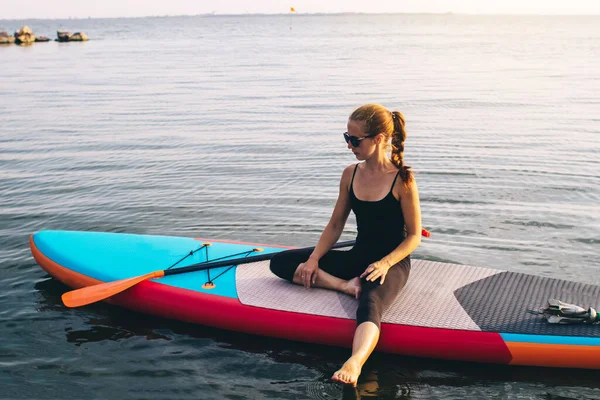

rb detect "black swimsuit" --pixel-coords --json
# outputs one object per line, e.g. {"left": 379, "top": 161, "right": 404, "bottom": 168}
{"left": 270, "top": 164, "right": 411, "bottom": 329}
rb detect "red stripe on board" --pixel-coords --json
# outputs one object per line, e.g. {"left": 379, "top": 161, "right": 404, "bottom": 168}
{"left": 120, "top": 282, "right": 513, "bottom": 365}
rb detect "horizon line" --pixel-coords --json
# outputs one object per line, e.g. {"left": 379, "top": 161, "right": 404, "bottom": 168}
{"left": 2, "top": 11, "right": 600, "bottom": 22}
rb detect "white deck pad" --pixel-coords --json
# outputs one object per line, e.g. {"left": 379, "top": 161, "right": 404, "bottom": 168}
{"left": 236, "top": 259, "right": 504, "bottom": 331}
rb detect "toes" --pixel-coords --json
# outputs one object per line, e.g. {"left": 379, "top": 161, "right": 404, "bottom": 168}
{"left": 332, "top": 371, "right": 346, "bottom": 384}
{"left": 339, "top": 372, "right": 352, "bottom": 384}
{"left": 332, "top": 362, "right": 360, "bottom": 386}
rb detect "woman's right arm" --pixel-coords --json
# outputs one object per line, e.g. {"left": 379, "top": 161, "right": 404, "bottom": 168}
{"left": 298, "top": 165, "right": 354, "bottom": 288}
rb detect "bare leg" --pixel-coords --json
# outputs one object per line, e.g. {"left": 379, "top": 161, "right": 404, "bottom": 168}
{"left": 292, "top": 268, "right": 361, "bottom": 299}
{"left": 331, "top": 321, "right": 379, "bottom": 386}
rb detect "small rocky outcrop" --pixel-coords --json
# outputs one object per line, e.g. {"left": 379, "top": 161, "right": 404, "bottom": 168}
{"left": 0, "top": 27, "right": 88, "bottom": 45}
{"left": 56, "top": 31, "right": 89, "bottom": 42}
{"left": 68, "top": 32, "right": 88, "bottom": 41}
{"left": 14, "top": 26, "right": 35, "bottom": 45}
{"left": 0, "top": 31, "right": 15, "bottom": 44}
{"left": 56, "top": 31, "right": 71, "bottom": 42}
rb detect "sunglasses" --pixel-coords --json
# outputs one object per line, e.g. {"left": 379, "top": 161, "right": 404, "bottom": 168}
{"left": 343, "top": 132, "right": 378, "bottom": 147}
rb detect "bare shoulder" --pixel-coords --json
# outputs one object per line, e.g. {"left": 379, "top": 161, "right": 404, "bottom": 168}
{"left": 340, "top": 164, "right": 358, "bottom": 190}
{"left": 394, "top": 175, "right": 419, "bottom": 199}
{"left": 341, "top": 164, "right": 358, "bottom": 180}
{"left": 342, "top": 163, "right": 358, "bottom": 177}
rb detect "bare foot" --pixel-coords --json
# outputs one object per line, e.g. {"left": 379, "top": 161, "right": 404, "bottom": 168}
{"left": 341, "top": 277, "right": 362, "bottom": 299}
{"left": 331, "top": 357, "right": 361, "bottom": 386}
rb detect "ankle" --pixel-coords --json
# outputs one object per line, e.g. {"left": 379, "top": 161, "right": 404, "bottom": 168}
{"left": 347, "top": 355, "right": 361, "bottom": 364}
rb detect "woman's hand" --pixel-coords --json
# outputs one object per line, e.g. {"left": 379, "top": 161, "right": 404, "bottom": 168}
{"left": 360, "top": 259, "right": 392, "bottom": 284}
{"left": 297, "top": 256, "right": 319, "bottom": 288}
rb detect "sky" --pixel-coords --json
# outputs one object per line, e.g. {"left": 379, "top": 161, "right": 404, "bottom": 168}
{"left": 2, "top": 0, "right": 600, "bottom": 19}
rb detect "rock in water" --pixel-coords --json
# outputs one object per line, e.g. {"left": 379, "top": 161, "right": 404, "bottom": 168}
{"left": 14, "top": 26, "right": 35, "bottom": 45}
{"left": 35, "top": 36, "right": 50, "bottom": 42}
{"left": 0, "top": 31, "right": 15, "bottom": 44}
{"left": 17, "top": 26, "right": 33, "bottom": 35}
{"left": 57, "top": 31, "right": 71, "bottom": 42}
{"left": 69, "top": 32, "right": 89, "bottom": 41}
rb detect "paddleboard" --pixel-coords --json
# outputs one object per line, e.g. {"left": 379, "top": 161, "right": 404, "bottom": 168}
{"left": 30, "top": 230, "right": 600, "bottom": 369}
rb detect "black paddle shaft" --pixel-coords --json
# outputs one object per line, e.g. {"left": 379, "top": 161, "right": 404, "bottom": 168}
{"left": 163, "top": 240, "right": 356, "bottom": 277}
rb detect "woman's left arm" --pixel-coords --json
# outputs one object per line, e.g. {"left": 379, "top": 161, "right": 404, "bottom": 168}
{"left": 361, "top": 179, "right": 422, "bottom": 284}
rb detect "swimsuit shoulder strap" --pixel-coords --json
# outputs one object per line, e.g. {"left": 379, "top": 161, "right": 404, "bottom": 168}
{"left": 350, "top": 164, "right": 359, "bottom": 187}
{"left": 389, "top": 170, "right": 401, "bottom": 193}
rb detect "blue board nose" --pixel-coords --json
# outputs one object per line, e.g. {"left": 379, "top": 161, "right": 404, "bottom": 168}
{"left": 32, "top": 230, "right": 284, "bottom": 298}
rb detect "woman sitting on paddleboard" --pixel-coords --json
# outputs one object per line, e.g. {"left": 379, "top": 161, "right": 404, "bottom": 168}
{"left": 270, "top": 103, "right": 422, "bottom": 386}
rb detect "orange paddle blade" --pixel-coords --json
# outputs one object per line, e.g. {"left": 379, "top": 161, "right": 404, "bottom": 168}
{"left": 62, "top": 270, "right": 165, "bottom": 308}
